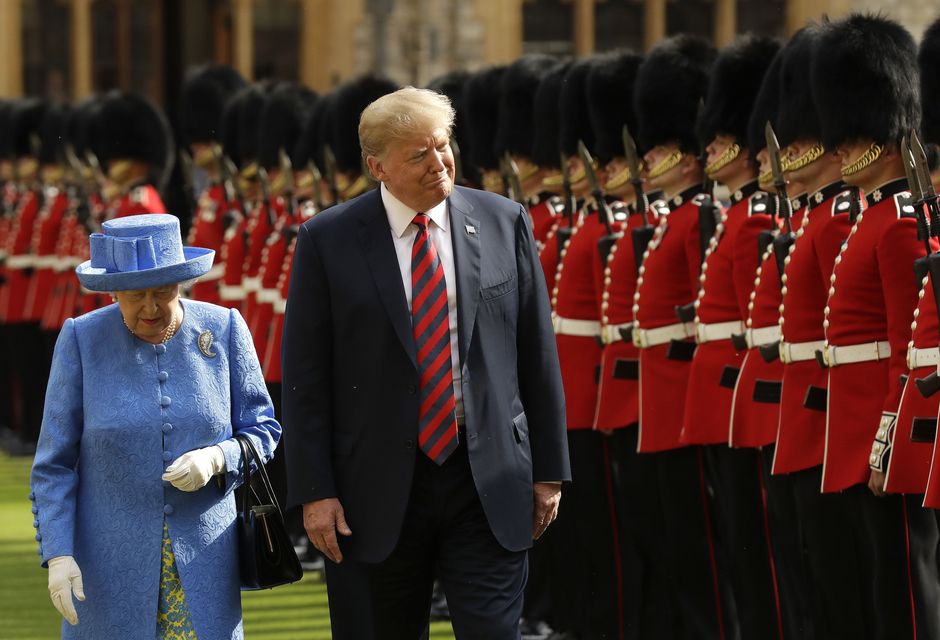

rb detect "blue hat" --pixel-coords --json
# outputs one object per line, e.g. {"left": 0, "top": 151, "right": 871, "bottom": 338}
{"left": 76, "top": 214, "right": 214, "bottom": 292}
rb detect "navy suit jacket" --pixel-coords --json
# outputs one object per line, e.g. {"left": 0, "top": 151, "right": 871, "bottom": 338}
{"left": 282, "top": 185, "right": 569, "bottom": 563}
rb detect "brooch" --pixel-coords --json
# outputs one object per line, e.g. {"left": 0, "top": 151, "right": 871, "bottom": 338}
{"left": 198, "top": 330, "right": 217, "bottom": 358}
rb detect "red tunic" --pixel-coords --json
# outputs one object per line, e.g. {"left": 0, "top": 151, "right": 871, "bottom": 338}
{"left": 528, "top": 194, "right": 562, "bottom": 250}
{"left": 250, "top": 198, "right": 292, "bottom": 364}
{"left": 823, "top": 180, "right": 924, "bottom": 492}
{"left": 187, "top": 184, "right": 229, "bottom": 304}
{"left": 773, "top": 186, "right": 854, "bottom": 472}
{"left": 0, "top": 189, "right": 41, "bottom": 323}
{"left": 240, "top": 199, "right": 278, "bottom": 332}
{"left": 23, "top": 187, "right": 69, "bottom": 322}
{"left": 635, "top": 187, "right": 704, "bottom": 452}
{"left": 111, "top": 184, "right": 165, "bottom": 218}
{"left": 681, "top": 184, "right": 767, "bottom": 445}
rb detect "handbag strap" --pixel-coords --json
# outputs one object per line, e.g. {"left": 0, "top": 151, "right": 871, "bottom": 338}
{"left": 234, "top": 435, "right": 284, "bottom": 518}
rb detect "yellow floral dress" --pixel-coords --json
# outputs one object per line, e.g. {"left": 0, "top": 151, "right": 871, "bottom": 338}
{"left": 157, "top": 521, "right": 198, "bottom": 640}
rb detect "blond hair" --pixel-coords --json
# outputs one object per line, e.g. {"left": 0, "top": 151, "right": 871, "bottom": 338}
{"left": 359, "top": 87, "right": 455, "bottom": 161}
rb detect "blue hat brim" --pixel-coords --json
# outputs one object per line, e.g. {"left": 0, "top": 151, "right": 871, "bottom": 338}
{"left": 76, "top": 247, "right": 215, "bottom": 292}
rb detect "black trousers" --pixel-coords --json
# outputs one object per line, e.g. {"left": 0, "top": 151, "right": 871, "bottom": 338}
{"left": 760, "top": 447, "right": 815, "bottom": 640}
{"left": 653, "top": 445, "right": 734, "bottom": 640}
{"left": 550, "top": 430, "right": 622, "bottom": 639}
{"left": 703, "top": 444, "right": 780, "bottom": 640}
{"left": 366, "top": 442, "right": 527, "bottom": 640}
{"left": 3, "top": 321, "right": 46, "bottom": 444}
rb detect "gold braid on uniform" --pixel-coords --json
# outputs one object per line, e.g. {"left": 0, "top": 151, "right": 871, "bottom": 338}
{"left": 605, "top": 166, "right": 636, "bottom": 191}
{"left": 841, "top": 143, "right": 883, "bottom": 177}
{"left": 646, "top": 150, "right": 684, "bottom": 179}
{"left": 758, "top": 168, "right": 775, "bottom": 188}
{"left": 786, "top": 143, "right": 825, "bottom": 173}
{"left": 541, "top": 172, "right": 564, "bottom": 189}
{"left": 704, "top": 143, "right": 740, "bottom": 177}
{"left": 156, "top": 521, "right": 198, "bottom": 640}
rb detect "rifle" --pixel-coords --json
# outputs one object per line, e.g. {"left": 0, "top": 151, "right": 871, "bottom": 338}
{"left": 623, "top": 125, "right": 656, "bottom": 271}
{"left": 502, "top": 152, "right": 527, "bottom": 208}
{"left": 256, "top": 166, "right": 277, "bottom": 228}
{"left": 556, "top": 151, "right": 577, "bottom": 255}
{"left": 765, "top": 122, "right": 795, "bottom": 281}
{"left": 323, "top": 145, "right": 340, "bottom": 204}
{"left": 279, "top": 148, "right": 297, "bottom": 220}
{"left": 218, "top": 154, "right": 247, "bottom": 232}
{"left": 307, "top": 160, "right": 324, "bottom": 211}
{"left": 577, "top": 140, "right": 623, "bottom": 268}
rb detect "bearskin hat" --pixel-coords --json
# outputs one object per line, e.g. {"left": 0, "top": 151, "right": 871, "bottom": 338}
{"left": 465, "top": 65, "right": 506, "bottom": 172}
{"left": 92, "top": 91, "right": 172, "bottom": 174}
{"left": 774, "top": 26, "right": 825, "bottom": 148}
{"left": 811, "top": 14, "right": 919, "bottom": 149}
{"left": 559, "top": 57, "right": 597, "bottom": 156}
{"left": 180, "top": 64, "right": 246, "bottom": 146}
{"left": 531, "top": 61, "right": 572, "bottom": 169}
{"left": 0, "top": 101, "right": 17, "bottom": 160}
{"left": 586, "top": 50, "right": 643, "bottom": 164}
{"left": 634, "top": 34, "right": 716, "bottom": 153}
{"left": 220, "top": 83, "right": 269, "bottom": 168}
{"left": 330, "top": 74, "right": 399, "bottom": 174}
{"left": 428, "top": 70, "right": 480, "bottom": 185}
{"left": 494, "top": 55, "right": 556, "bottom": 161}
{"left": 12, "top": 98, "right": 48, "bottom": 158}
{"left": 38, "top": 103, "right": 69, "bottom": 165}
{"left": 64, "top": 97, "right": 101, "bottom": 161}
{"left": 293, "top": 91, "right": 332, "bottom": 170}
{"left": 699, "top": 35, "right": 780, "bottom": 149}
{"left": 919, "top": 17, "right": 940, "bottom": 145}
{"left": 257, "top": 82, "right": 318, "bottom": 169}
{"left": 746, "top": 50, "right": 784, "bottom": 157}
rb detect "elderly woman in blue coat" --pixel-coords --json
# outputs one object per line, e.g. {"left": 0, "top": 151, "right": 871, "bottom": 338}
{"left": 30, "top": 213, "right": 281, "bottom": 640}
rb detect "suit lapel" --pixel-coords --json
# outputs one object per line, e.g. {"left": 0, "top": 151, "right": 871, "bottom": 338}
{"left": 357, "top": 190, "right": 417, "bottom": 369}
{"left": 449, "top": 188, "right": 481, "bottom": 367}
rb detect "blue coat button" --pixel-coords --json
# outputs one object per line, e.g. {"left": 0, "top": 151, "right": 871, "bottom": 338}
{"left": 160, "top": 396, "right": 172, "bottom": 407}
{"left": 155, "top": 344, "right": 167, "bottom": 355}
{"left": 31, "top": 506, "right": 38, "bottom": 514}
{"left": 28, "top": 492, "right": 35, "bottom": 501}
{"left": 35, "top": 533, "right": 42, "bottom": 541}
{"left": 162, "top": 423, "right": 173, "bottom": 434}
{"left": 33, "top": 520, "right": 39, "bottom": 528}
{"left": 158, "top": 371, "right": 169, "bottom": 382}
{"left": 163, "top": 451, "right": 173, "bottom": 462}
{"left": 163, "top": 505, "right": 174, "bottom": 515}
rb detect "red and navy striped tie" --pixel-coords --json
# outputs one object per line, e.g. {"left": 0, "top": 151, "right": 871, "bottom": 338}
{"left": 411, "top": 213, "right": 458, "bottom": 464}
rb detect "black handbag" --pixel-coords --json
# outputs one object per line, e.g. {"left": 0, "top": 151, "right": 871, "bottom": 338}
{"left": 234, "top": 435, "right": 303, "bottom": 590}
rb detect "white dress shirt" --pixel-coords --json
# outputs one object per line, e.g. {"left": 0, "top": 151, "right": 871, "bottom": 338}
{"left": 381, "top": 183, "right": 463, "bottom": 421}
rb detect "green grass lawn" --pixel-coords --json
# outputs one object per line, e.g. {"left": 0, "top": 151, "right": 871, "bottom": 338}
{"left": 0, "top": 452, "right": 455, "bottom": 639}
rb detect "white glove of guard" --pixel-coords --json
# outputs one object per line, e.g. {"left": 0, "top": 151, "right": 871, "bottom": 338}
{"left": 48, "top": 555, "right": 84, "bottom": 625}
{"left": 162, "top": 445, "right": 226, "bottom": 492}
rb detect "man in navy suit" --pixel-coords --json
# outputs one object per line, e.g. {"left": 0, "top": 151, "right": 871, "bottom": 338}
{"left": 282, "top": 87, "right": 570, "bottom": 639}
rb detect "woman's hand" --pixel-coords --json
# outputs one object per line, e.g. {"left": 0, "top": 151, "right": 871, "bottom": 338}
{"left": 48, "top": 556, "right": 84, "bottom": 625}
{"left": 162, "top": 445, "right": 226, "bottom": 491}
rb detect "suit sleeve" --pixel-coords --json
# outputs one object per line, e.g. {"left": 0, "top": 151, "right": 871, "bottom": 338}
{"left": 281, "top": 222, "right": 337, "bottom": 506}
{"left": 216, "top": 308, "right": 282, "bottom": 495}
{"left": 29, "top": 318, "right": 83, "bottom": 566}
{"left": 876, "top": 218, "right": 925, "bottom": 415}
{"left": 515, "top": 206, "right": 571, "bottom": 482}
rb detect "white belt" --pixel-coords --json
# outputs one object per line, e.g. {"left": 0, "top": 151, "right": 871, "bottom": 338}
{"left": 747, "top": 325, "right": 781, "bottom": 348}
{"left": 695, "top": 320, "right": 744, "bottom": 344}
{"left": 5, "top": 254, "right": 34, "bottom": 269}
{"left": 601, "top": 322, "right": 633, "bottom": 344}
{"left": 242, "top": 276, "right": 261, "bottom": 292}
{"left": 52, "top": 256, "right": 72, "bottom": 272}
{"left": 552, "top": 315, "right": 601, "bottom": 337}
{"left": 779, "top": 339, "right": 827, "bottom": 364}
{"left": 273, "top": 298, "right": 287, "bottom": 314}
{"left": 33, "top": 255, "right": 58, "bottom": 269}
{"left": 202, "top": 263, "right": 225, "bottom": 281}
{"left": 634, "top": 322, "right": 695, "bottom": 348}
{"left": 218, "top": 284, "right": 245, "bottom": 301}
{"left": 821, "top": 340, "right": 891, "bottom": 368}
{"left": 907, "top": 346, "right": 940, "bottom": 370}
{"left": 256, "top": 288, "right": 280, "bottom": 304}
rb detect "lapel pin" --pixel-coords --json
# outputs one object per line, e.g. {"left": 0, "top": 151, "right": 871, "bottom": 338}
{"left": 465, "top": 224, "right": 477, "bottom": 235}
{"left": 198, "top": 330, "right": 217, "bottom": 358}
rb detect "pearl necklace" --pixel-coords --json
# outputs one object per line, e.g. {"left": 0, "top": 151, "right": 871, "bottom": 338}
{"left": 123, "top": 311, "right": 179, "bottom": 344}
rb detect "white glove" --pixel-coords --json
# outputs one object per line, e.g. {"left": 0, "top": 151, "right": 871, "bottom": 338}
{"left": 162, "top": 445, "right": 226, "bottom": 492}
{"left": 48, "top": 555, "right": 84, "bottom": 625}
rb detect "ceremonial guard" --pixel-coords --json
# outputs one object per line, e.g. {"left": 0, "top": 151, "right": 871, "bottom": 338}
{"left": 813, "top": 15, "right": 940, "bottom": 638}
{"left": 631, "top": 35, "right": 734, "bottom": 638}
{"left": 587, "top": 48, "right": 673, "bottom": 639}
{"left": 685, "top": 35, "right": 783, "bottom": 640}
{"left": 180, "top": 63, "right": 246, "bottom": 304}
{"left": 464, "top": 65, "right": 507, "bottom": 195}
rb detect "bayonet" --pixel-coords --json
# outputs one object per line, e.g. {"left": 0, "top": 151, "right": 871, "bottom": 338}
{"left": 902, "top": 137, "right": 932, "bottom": 257}
{"left": 279, "top": 148, "right": 296, "bottom": 219}
{"left": 622, "top": 124, "right": 651, "bottom": 226}
{"left": 502, "top": 153, "right": 527, "bottom": 207}
{"left": 257, "top": 166, "right": 276, "bottom": 228}
{"left": 911, "top": 131, "right": 940, "bottom": 235}
{"left": 307, "top": 161, "right": 323, "bottom": 211}
{"left": 765, "top": 122, "right": 793, "bottom": 236}
{"left": 577, "top": 140, "right": 613, "bottom": 234}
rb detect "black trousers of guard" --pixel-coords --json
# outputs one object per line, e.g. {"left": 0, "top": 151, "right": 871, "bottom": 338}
{"left": 843, "top": 485, "right": 940, "bottom": 640}
{"left": 703, "top": 444, "right": 781, "bottom": 640}
{"left": 653, "top": 445, "right": 735, "bottom": 640}
{"left": 4, "top": 321, "right": 45, "bottom": 444}
{"left": 550, "top": 429, "right": 622, "bottom": 639}
{"left": 760, "top": 446, "right": 815, "bottom": 640}
{"left": 790, "top": 465, "right": 867, "bottom": 639}
{"left": 366, "top": 440, "right": 527, "bottom": 640}
{"left": 609, "top": 427, "right": 677, "bottom": 640}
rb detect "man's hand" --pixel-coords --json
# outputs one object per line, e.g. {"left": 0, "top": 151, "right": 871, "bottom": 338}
{"left": 48, "top": 556, "right": 84, "bottom": 625}
{"left": 303, "top": 498, "right": 352, "bottom": 563}
{"left": 869, "top": 469, "right": 887, "bottom": 497}
{"left": 533, "top": 482, "right": 562, "bottom": 540}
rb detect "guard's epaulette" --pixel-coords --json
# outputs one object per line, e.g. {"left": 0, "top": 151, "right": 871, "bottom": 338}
{"left": 650, "top": 200, "right": 670, "bottom": 218}
{"left": 832, "top": 191, "right": 854, "bottom": 216}
{"left": 748, "top": 191, "right": 771, "bottom": 216}
{"left": 691, "top": 193, "right": 709, "bottom": 206}
{"left": 548, "top": 196, "right": 564, "bottom": 216}
{"left": 131, "top": 185, "right": 150, "bottom": 205}
{"left": 896, "top": 193, "right": 917, "bottom": 220}
{"left": 610, "top": 201, "right": 630, "bottom": 223}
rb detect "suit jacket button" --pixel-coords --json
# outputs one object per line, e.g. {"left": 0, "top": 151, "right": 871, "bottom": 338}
{"left": 405, "top": 439, "right": 415, "bottom": 450}
{"left": 164, "top": 504, "right": 174, "bottom": 515}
